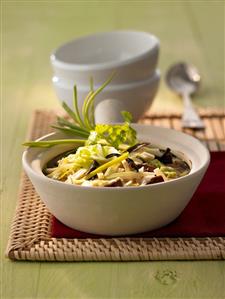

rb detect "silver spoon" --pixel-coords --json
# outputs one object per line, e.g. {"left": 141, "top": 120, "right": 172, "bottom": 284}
{"left": 166, "top": 62, "right": 205, "bottom": 129}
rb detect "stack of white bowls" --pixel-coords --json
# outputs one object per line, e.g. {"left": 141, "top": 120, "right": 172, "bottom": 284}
{"left": 51, "top": 31, "right": 160, "bottom": 123}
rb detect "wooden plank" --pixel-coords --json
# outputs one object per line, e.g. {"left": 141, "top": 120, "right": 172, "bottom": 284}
{"left": 33, "top": 261, "right": 225, "bottom": 299}
{"left": 187, "top": 1, "right": 224, "bottom": 108}
{"left": 2, "top": 1, "right": 225, "bottom": 299}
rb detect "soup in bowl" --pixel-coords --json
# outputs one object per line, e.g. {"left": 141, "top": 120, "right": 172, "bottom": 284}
{"left": 22, "top": 125, "right": 209, "bottom": 236}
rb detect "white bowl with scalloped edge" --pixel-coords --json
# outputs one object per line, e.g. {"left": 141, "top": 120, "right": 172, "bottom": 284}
{"left": 22, "top": 125, "right": 210, "bottom": 236}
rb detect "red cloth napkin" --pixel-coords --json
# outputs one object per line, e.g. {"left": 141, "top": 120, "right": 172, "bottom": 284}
{"left": 51, "top": 152, "right": 225, "bottom": 238}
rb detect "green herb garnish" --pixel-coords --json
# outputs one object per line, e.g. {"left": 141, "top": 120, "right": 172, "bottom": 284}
{"left": 23, "top": 139, "right": 86, "bottom": 148}
{"left": 23, "top": 74, "right": 137, "bottom": 149}
{"left": 86, "top": 114, "right": 136, "bottom": 149}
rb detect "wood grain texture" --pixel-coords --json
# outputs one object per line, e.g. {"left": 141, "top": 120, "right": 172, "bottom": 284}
{"left": 1, "top": 1, "right": 225, "bottom": 298}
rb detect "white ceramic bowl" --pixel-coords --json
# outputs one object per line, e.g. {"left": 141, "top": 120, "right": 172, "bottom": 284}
{"left": 51, "top": 31, "right": 160, "bottom": 85}
{"left": 53, "top": 70, "right": 160, "bottom": 122}
{"left": 22, "top": 125, "right": 210, "bottom": 236}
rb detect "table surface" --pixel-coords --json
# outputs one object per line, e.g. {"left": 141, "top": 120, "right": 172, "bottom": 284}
{"left": 2, "top": 1, "right": 225, "bottom": 299}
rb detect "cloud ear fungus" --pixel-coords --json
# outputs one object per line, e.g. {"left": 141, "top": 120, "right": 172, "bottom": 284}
{"left": 157, "top": 148, "right": 173, "bottom": 164}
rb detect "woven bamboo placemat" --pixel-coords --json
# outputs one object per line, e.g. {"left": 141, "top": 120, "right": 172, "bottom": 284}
{"left": 6, "top": 109, "right": 225, "bottom": 261}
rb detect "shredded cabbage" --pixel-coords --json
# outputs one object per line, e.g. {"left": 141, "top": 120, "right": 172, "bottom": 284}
{"left": 49, "top": 144, "right": 119, "bottom": 180}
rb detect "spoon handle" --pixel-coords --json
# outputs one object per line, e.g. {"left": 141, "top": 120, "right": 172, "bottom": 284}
{"left": 181, "top": 93, "right": 205, "bottom": 129}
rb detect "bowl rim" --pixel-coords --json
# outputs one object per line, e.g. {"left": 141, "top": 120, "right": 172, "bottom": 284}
{"left": 50, "top": 30, "right": 160, "bottom": 71}
{"left": 52, "top": 69, "right": 161, "bottom": 91}
{"left": 22, "top": 124, "right": 210, "bottom": 192}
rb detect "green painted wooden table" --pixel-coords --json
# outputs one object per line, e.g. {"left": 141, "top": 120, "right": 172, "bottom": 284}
{"left": 1, "top": 1, "right": 225, "bottom": 298}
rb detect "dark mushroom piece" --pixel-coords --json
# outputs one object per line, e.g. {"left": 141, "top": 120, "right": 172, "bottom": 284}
{"left": 156, "top": 148, "right": 173, "bottom": 164}
{"left": 86, "top": 160, "right": 100, "bottom": 180}
{"left": 127, "top": 143, "right": 150, "bottom": 153}
{"left": 147, "top": 175, "right": 164, "bottom": 184}
{"left": 141, "top": 164, "right": 156, "bottom": 172}
{"left": 105, "top": 153, "right": 121, "bottom": 159}
{"left": 132, "top": 163, "right": 156, "bottom": 172}
{"left": 86, "top": 160, "right": 100, "bottom": 175}
{"left": 105, "top": 178, "right": 124, "bottom": 187}
{"left": 126, "top": 158, "right": 139, "bottom": 171}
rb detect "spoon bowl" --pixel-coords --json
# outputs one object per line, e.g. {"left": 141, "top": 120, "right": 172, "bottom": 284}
{"left": 166, "top": 63, "right": 200, "bottom": 94}
{"left": 166, "top": 62, "right": 204, "bottom": 129}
